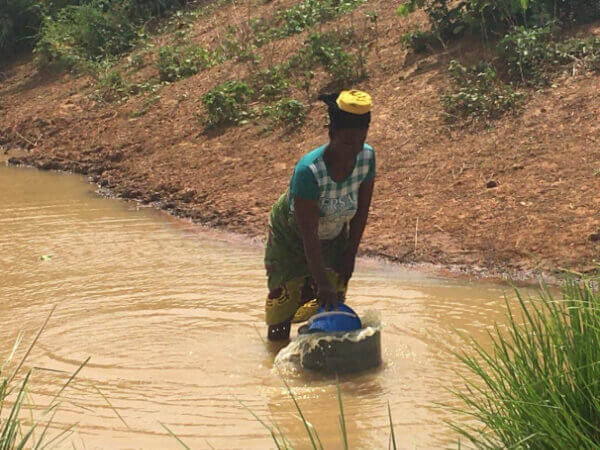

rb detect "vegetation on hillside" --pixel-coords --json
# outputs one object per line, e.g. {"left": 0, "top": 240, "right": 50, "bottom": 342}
{"left": 399, "top": 0, "right": 600, "bottom": 123}
{"left": 5, "top": 0, "right": 597, "bottom": 130}
{"left": 0, "top": 0, "right": 187, "bottom": 60}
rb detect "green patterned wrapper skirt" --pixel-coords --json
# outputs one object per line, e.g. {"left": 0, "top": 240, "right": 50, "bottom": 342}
{"left": 264, "top": 192, "right": 348, "bottom": 325}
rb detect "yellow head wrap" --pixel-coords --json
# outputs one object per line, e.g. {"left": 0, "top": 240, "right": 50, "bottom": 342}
{"left": 336, "top": 90, "right": 372, "bottom": 115}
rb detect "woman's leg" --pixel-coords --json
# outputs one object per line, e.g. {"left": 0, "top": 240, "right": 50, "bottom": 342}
{"left": 268, "top": 321, "right": 292, "bottom": 341}
{"left": 266, "top": 286, "right": 294, "bottom": 341}
{"left": 265, "top": 277, "right": 306, "bottom": 341}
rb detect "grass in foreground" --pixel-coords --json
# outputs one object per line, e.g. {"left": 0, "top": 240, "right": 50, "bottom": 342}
{"left": 0, "top": 306, "right": 82, "bottom": 448}
{"left": 451, "top": 277, "right": 600, "bottom": 448}
{"left": 0, "top": 306, "right": 114, "bottom": 449}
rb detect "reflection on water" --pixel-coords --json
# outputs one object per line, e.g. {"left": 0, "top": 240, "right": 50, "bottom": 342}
{"left": 0, "top": 165, "right": 518, "bottom": 449}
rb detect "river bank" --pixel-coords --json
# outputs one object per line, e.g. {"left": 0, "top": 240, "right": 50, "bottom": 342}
{"left": 2, "top": 6, "right": 599, "bottom": 281}
{"left": 0, "top": 150, "right": 561, "bottom": 284}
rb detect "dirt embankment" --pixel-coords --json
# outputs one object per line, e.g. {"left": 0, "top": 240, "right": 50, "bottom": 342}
{"left": 1, "top": 2, "right": 600, "bottom": 281}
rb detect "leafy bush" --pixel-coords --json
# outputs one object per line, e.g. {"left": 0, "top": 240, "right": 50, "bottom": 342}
{"left": 157, "top": 45, "right": 222, "bottom": 82}
{"left": 497, "top": 25, "right": 555, "bottom": 85}
{"left": 244, "top": 0, "right": 368, "bottom": 48}
{"left": 279, "top": 0, "right": 337, "bottom": 36}
{"left": 253, "top": 65, "right": 290, "bottom": 100}
{"left": 303, "top": 32, "right": 367, "bottom": 86}
{"left": 94, "top": 69, "right": 135, "bottom": 102}
{"left": 442, "top": 60, "right": 523, "bottom": 121}
{"left": 402, "top": 29, "right": 438, "bottom": 53}
{"left": 217, "top": 32, "right": 260, "bottom": 63}
{"left": 2, "top": 0, "right": 190, "bottom": 63}
{"left": 555, "top": 36, "right": 600, "bottom": 73}
{"left": 35, "top": 2, "right": 137, "bottom": 69}
{"left": 498, "top": 27, "right": 600, "bottom": 86}
{"left": 249, "top": 17, "right": 279, "bottom": 46}
{"left": 124, "top": 0, "right": 188, "bottom": 20}
{"left": 0, "top": 0, "right": 42, "bottom": 57}
{"left": 201, "top": 80, "right": 254, "bottom": 127}
{"left": 263, "top": 98, "right": 306, "bottom": 128}
{"left": 452, "top": 278, "right": 600, "bottom": 448}
{"left": 398, "top": 0, "right": 600, "bottom": 42}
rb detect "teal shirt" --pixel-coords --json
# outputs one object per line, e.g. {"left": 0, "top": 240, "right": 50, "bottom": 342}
{"left": 288, "top": 144, "right": 375, "bottom": 239}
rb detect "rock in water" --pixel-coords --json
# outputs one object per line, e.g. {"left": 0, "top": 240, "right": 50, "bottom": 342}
{"left": 300, "top": 329, "right": 381, "bottom": 373}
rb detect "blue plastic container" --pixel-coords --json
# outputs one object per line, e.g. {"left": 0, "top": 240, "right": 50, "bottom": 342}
{"left": 304, "top": 303, "right": 362, "bottom": 333}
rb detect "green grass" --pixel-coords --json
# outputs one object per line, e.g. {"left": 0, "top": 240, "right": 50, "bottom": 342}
{"left": 450, "top": 277, "right": 600, "bottom": 448}
{"left": 0, "top": 306, "right": 87, "bottom": 448}
{"left": 0, "top": 306, "right": 129, "bottom": 448}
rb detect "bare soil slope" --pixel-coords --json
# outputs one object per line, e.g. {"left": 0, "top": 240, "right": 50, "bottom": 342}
{"left": 1, "top": 1, "right": 599, "bottom": 279}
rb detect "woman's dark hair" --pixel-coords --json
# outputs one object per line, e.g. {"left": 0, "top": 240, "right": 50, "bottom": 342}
{"left": 318, "top": 92, "right": 371, "bottom": 130}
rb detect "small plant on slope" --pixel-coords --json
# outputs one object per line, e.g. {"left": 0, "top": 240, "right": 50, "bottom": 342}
{"left": 442, "top": 60, "right": 523, "bottom": 122}
{"left": 301, "top": 31, "right": 368, "bottom": 86}
{"left": 157, "top": 45, "right": 223, "bottom": 82}
{"left": 263, "top": 98, "right": 307, "bottom": 128}
{"left": 201, "top": 80, "right": 254, "bottom": 128}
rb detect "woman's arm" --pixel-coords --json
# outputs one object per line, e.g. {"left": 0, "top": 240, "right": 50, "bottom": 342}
{"left": 294, "top": 197, "right": 340, "bottom": 308}
{"left": 337, "top": 177, "right": 375, "bottom": 282}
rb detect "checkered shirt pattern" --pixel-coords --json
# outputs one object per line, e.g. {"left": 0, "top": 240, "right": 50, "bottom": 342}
{"left": 308, "top": 146, "right": 373, "bottom": 198}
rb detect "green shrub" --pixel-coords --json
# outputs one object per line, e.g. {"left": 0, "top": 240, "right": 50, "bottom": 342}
{"left": 125, "top": 0, "right": 188, "bottom": 21}
{"left": 263, "top": 98, "right": 306, "bottom": 128}
{"left": 498, "top": 27, "right": 600, "bottom": 86}
{"left": 401, "top": 29, "right": 437, "bottom": 53}
{"left": 554, "top": 35, "right": 600, "bottom": 73}
{"left": 397, "top": 0, "right": 600, "bottom": 42}
{"left": 303, "top": 32, "right": 367, "bottom": 86}
{"left": 0, "top": 0, "right": 43, "bottom": 57}
{"left": 497, "top": 25, "right": 555, "bottom": 86}
{"left": 280, "top": 0, "right": 336, "bottom": 36}
{"left": 249, "top": 17, "right": 279, "bottom": 46}
{"left": 94, "top": 69, "right": 135, "bottom": 102}
{"left": 201, "top": 80, "right": 254, "bottom": 128}
{"left": 217, "top": 33, "right": 260, "bottom": 63}
{"left": 442, "top": 60, "right": 523, "bottom": 121}
{"left": 452, "top": 278, "right": 600, "bottom": 448}
{"left": 253, "top": 65, "right": 290, "bottom": 100}
{"left": 157, "top": 45, "right": 222, "bottom": 82}
{"left": 35, "top": 2, "right": 137, "bottom": 69}
{"left": 275, "top": 0, "right": 365, "bottom": 39}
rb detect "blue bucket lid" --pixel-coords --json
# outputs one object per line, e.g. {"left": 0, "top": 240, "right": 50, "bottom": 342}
{"left": 306, "top": 303, "right": 362, "bottom": 333}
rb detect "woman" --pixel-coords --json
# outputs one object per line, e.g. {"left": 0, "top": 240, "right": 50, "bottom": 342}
{"left": 264, "top": 90, "right": 375, "bottom": 341}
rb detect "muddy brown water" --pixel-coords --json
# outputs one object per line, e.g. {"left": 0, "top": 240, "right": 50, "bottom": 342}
{"left": 1, "top": 165, "right": 522, "bottom": 449}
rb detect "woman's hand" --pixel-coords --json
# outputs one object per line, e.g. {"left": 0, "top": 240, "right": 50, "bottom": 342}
{"left": 317, "top": 284, "right": 340, "bottom": 311}
{"left": 336, "top": 250, "right": 356, "bottom": 284}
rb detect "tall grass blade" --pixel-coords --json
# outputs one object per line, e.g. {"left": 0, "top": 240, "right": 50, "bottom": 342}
{"left": 34, "top": 407, "right": 58, "bottom": 450}
{"left": 3, "top": 331, "right": 24, "bottom": 370}
{"left": 237, "top": 398, "right": 282, "bottom": 449}
{"left": 387, "top": 401, "right": 397, "bottom": 450}
{"left": 274, "top": 366, "right": 318, "bottom": 450}
{"left": 39, "top": 422, "right": 78, "bottom": 449}
{"left": 9, "top": 305, "right": 56, "bottom": 384}
{"left": 159, "top": 422, "right": 190, "bottom": 450}
{"left": 92, "top": 384, "right": 130, "bottom": 429}
{"left": 47, "top": 356, "right": 90, "bottom": 409}
{"left": 254, "top": 325, "right": 317, "bottom": 449}
{"left": 336, "top": 376, "right": 348, "bottom": 450}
